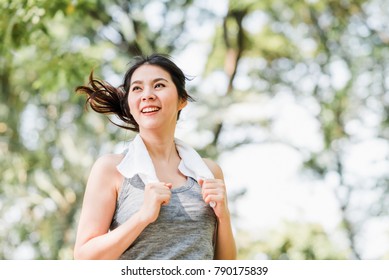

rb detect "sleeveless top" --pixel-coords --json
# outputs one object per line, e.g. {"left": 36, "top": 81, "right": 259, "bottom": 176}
{"left": 109, "top": 173, "right": 217, "bottom": 260}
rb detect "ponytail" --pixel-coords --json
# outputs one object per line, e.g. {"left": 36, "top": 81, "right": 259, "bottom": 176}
{"left": 75, "top": 71, "right": 139, "bottom": 131}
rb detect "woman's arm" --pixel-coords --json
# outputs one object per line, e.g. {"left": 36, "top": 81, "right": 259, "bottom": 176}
{"left": 201, "top": 159, "right": 237, "bottom": 260}
{"left": 74, "top": 154, "right": 172, "bottom": 259}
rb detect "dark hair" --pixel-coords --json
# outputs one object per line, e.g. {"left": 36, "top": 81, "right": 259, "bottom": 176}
{"left": 76, "top": 54, "right": 194, "bottom": 132}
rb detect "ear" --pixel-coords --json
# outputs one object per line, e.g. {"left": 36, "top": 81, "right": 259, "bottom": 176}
{"left": 178, "top": 99, "right": 188, "bottom": 111}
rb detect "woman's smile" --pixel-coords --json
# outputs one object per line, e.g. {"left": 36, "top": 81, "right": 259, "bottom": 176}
{"left": 141, "top": 106, "right": 161, "bottom": 115}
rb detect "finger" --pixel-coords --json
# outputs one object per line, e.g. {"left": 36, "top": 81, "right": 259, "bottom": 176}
{"left": 202, "top": 192, "right": 217, "bottom": 208}
{"left": 202, "top": 189, "right": 217, "bottom": 199}
{"left": 200, "top": 178, "right": 220, "bottom": 184}
{"left": 203, "top": 187, "right": 225, "bottom": 199}
{"left": 201, "top": 179, "right": 223, "bottom": 189}
{"left": 199, "top": 179, "right": 218, "bottom": 193}
{"left": 204, "top": 194, "right": 223, "bottom": 205}
{"left": 202, "top": 186, "right": 224, "bottom": 199}
{"left": 160, "top": 192, "right": 172, "bottom": 205}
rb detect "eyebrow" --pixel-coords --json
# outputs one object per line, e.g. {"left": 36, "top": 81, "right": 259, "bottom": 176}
{"left": 131, "top": 78, "right": 169, "bottom": 86}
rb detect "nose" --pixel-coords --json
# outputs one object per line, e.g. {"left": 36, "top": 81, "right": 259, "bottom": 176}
{"left": 141, "top": 87, "right": 156, "bottom": 101}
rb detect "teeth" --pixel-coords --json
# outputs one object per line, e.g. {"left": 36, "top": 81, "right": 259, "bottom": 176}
{"left": 142, "top": 107, "right": 160, "bottom": 113}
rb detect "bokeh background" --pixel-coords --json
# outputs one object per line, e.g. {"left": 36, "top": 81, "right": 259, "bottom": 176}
{"left": 1, "top": 0, "right": 389, "bottom": 260}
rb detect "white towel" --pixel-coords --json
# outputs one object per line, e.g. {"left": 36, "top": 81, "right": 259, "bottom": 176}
{"left": 116, "top": 134, "right": 214, "bottom": 185}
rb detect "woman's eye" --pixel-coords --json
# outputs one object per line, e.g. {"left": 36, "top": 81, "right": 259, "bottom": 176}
{"left": 155, "top": 83, "right": 165, "bottom": 88}
{"left": 131, "top": 86, "right": 141, "bottom": 91}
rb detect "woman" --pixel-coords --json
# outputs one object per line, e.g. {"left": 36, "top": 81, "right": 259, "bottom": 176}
{"left": 73, "top": 54, "right": 236, "bottom": 260}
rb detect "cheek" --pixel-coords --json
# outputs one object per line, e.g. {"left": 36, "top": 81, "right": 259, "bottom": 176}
{"left": 127, "top": 95, "right": 138, "bottom": 113}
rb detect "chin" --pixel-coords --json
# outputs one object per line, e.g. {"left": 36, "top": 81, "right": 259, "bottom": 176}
{"left": 139, "top": 122, "right": 163, "bottom": 130}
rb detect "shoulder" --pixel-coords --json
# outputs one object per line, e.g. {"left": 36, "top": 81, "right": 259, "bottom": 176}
{"left": 89, "top": 153, "right": 125, "bottom": 189}
{"left": 202, "top": 158, "right": 224, "bottom": 180}
{"left": 92, "top": 153, "right": 124, "bottom": 171}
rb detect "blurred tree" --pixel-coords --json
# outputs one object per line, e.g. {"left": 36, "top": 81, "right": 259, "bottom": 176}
{"left": 0, "top": 0, "right": 112, "bottom": 259}
{"left": 237, "top": 221, "right": 349, "bottom": 260}
{"left": 199, "top": 0, "right": 389, "bottom": 259}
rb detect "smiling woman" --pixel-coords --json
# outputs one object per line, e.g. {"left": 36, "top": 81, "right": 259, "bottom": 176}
{"left": 73, "top": 54, "right": 236, "bottom": 260}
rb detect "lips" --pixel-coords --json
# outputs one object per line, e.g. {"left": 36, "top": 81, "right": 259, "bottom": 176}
{"left": 141, "top": 106, "right": 161, "bottom": 113}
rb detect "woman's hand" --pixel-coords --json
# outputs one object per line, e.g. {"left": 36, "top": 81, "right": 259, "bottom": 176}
{"left": 138, "top": 182, "right": 172, "bottom": 224}
{"left": 198, "top": 178, "right": 229, "bottom": 220}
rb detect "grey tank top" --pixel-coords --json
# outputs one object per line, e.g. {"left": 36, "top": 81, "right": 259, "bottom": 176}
{"left": 110, "top": 174, "right": 217, "bottom": 260}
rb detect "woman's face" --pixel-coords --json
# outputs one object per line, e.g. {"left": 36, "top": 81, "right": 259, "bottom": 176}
{"left": 127, "top": 64, "right": 187, "bottom": 132}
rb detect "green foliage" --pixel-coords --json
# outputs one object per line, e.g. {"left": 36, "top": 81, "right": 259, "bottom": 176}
{"left": 0, "top": 0, "right": 120, "bottom": 259}
{"left": 198, "top": 0, "right": 389, "bottom": 260}
{"left": 237, "top": 222, "right": 349, "bottom": 260}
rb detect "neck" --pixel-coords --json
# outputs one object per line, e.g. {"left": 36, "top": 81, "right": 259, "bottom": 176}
{"left": 139, "top": 129, "right": 178, "bottom": 163}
